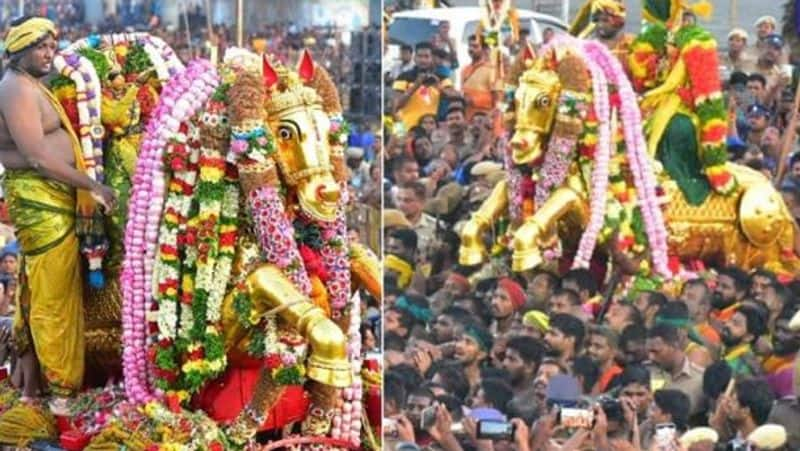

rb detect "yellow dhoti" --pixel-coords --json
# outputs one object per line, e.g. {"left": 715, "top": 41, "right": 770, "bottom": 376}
{"left": 4, "top": 170, "right": 84, "bottom": 396}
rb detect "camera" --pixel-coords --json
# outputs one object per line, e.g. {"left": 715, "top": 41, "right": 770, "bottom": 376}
{"left": 476, "top": 420, "right": 515, "bottom": 440}
{"left": 420, "top": 405, "right": 437, "bottom": 430}
{"left": 598, "top": 396, "right": 625, "bottom": 423}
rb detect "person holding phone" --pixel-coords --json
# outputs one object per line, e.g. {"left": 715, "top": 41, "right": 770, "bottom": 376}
{"left": 393, "top": 42, "right": 458, "bottom": 131}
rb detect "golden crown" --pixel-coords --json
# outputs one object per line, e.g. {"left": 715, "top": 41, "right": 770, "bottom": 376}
{"left": 264, "top": 64, "right": 323, "bottom": 115}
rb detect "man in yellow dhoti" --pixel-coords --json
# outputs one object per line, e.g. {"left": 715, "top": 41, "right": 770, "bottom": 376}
{"left": 0, "top": 16, "right": 115, "bottom": 407}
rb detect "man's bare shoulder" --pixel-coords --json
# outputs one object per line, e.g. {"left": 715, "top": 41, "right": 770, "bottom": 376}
{"left": 0, "top": 72, "right": 39, "bottom": 119}
{"left": 0, "top": 72, "right": 35, "bottom": 102}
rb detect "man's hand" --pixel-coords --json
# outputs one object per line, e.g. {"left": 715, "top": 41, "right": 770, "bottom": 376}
{"left": 428, "top": 404, "right": 454, "bottom": 443}
{"left": 412, "top": 349, "right": 433, "bottom": 375}
{"left": 619, "top": 396, "right": 638, "bottom": 426}
{"left": 396, "top": 414, "right": 417, "bottom": 443}
{"left": 511, "top": 418, "right": 531, "bottom": 451}
{"left": 90, "top": 183, "right": 117, "bottom": 214}
{"left": 530, "top": 407, "right": 558, "bottom": 449}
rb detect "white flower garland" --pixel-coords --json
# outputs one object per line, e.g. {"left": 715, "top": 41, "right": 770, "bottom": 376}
{"left": 53, "top": 52, "right": 103, "bottom": 181}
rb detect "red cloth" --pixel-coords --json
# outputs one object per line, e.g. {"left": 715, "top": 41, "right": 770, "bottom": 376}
{"left": 194, "top": 367, "right": 309, "bottom": 430}
{"left": 498, "top": 277, "right": 526, "bottom": 310}
{"left": 447, "top": 272, "right": 471, "bottom": 292}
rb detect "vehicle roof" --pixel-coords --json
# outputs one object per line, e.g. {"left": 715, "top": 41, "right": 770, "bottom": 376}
{"left": 391, "top": 7, "right": 568, "bottom": 27}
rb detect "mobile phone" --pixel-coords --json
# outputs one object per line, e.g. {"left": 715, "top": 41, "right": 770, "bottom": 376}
{"left": 438, "top": 341, "right": 457, "bottom": 356}
{"left": 476, "top": 420, "right": 515, "bottom": 440}
{"left": 384, "top": 418, "right": 398, "bottom": 438}
{"left": 420, "top": 405, "right": 437, "bottom": 430}
{"left": 558, "top": 407, "right": 594, "bottom": 429}
{"left": 655, "top": 422, "right": 676, "bottom": 445}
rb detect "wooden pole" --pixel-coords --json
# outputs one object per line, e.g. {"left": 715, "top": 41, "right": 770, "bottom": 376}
{"left": 237, "top": 0, "right": 244, "bottom": 48}
{"left": 730, "top": 0, "right": 737, "bottom": 29}
{"left": 205, "top": 0, "right": 213, "bottom": 35}
{"left": 205, "top": 0, "right": 216, "bottom": 65}
{"left": 182, "top": 0, "right": 193, "bottom": 57}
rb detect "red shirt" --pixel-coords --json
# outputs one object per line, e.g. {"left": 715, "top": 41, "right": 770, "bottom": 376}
{"left": 594, "top": 364, "right": 623, "bottom": 394}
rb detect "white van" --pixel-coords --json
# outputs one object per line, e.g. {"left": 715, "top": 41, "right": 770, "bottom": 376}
{"left": 386, "top": 7, "right": 568, "bottom": 88}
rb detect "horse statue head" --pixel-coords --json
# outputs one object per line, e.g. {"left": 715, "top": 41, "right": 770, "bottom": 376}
{"left": 262, "top": 51, "right": 342, "bottom": 223}
{"left": 509, "top": 66, "right": 561, "bottom": 165}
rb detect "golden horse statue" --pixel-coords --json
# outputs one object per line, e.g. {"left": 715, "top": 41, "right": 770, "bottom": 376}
{"left": 165, "top": 49, "right": 380, "bottom": 445}
{"left": 460, "top": 42, "right": 800, "bottom": 278}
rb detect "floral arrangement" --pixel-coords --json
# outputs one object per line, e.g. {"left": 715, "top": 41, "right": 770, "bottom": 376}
{"left": 628, "top": 24, "right": 669, "bottom": 92}
{"left": 151, "top": 120, "right": 201, "bottom": 391}
{"left": 178, "top": 96, "right": 237, "bottom": 392}
{"left": 584, "top": 39, "right": 671, "bottom": 277}
{"left": 571, "top": 44, "right": 612, "bottom": 270}
{"left": 81, "top": 397, "right": 230, "bottom": 450}
{"left": 122, "top": 59, "right": 218, "bottom": 404}
{"left": 52, "top": 47, "right": 108, "bottom": 287}
{"left": 262, "top": 318, "right": 309, "bottom": 386}
{"left": 308, "top": 203, "right": 351, "bottom": 317}
{"left": 674, "top": 26, "right": 733, "bottom": 194}
{"left": 331, "top": 291, "right": 363, "bottom": 445}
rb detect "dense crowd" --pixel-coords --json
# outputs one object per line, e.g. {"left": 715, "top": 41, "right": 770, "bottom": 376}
{"left": 383, "top": 4, "right": 800, "bottom": 451}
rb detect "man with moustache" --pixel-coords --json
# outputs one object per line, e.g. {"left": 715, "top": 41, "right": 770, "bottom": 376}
{"left": 570, "top": 0, "right": 632, "bottom": 68}
{"left": 749, "top": 269, "right": 777, "bottom": 303}
{"left": 586, "top": 326, "right": 623, "bottom": 394}
{"left": 711, "top": 267, "right": 750, "bottom": 324}
{"left": 544, "top": 313, "right": 585, "bottom": 368}
{"left": 523, "top": 270, "right": 557, "bottom": 311}
{"left": 764, "top": 303, "right": 800, "bottom": 398}
{"left": 454, "top": 324, "right": 493, "bottom": 390}
{"left": 501, "top": 335, "right": 544, "bottom": 398}
{"left": 489, "top": 277, "right": 526, "bottom": 336}
{"left": 531, "top": 358, "right": 566, "bottom": 416}
{"left": 428, "top": 272, "right": 471, "bottom": 315}
{"left": 646, "top": 323, "right": 705, "bottom": 416}
{"left": 430, "top": 306, "right": 471, "bottom": 345}
{"left": 722, "top": 304, "right": 767, "bottom": 376}
{"left": 0, "top": 16, "right": 116, "bottom": 407}
{"left": 680, "top": 278, "right": 721, "bottom": 349}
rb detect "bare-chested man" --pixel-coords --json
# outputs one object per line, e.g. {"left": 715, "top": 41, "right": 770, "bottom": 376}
{"left": 0, "top": 16, "right": 115, "bottom": 412}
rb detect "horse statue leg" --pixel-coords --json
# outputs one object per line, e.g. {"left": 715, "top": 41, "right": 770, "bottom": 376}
{"left": 512, "top": 185, "right": 588, "bottom": 272}
{"left": 459, "top": 180, "right": 509, "bottom": 266}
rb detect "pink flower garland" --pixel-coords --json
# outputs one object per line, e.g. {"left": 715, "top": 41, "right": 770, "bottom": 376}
{"left": 583, "top": 40, "right": 671, "bottom": 277}
{"left": 247, "top": 186, "right": 312, "bottom": 295}
{"left": 535, "top": 135, "right": 577, "bottom": 207}
{"left": 122, "top": 59, "right": 218, "bottom": 404}
{"left": 572, "top": 43, "right": 612, "bottom": 270}
{"left": 314, "top": 183, "right": 352, "bottom": 316}
{"left": 331, "top": 291, "right": 363, "bottom": 447}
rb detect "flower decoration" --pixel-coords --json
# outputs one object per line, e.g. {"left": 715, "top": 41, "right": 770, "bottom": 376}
{"left": 122, "top": 59, "right": 218, "bottom": 404}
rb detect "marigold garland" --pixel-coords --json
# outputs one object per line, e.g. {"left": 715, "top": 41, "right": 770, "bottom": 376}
{"left": 676, "top": 26, "right": 734, "bottom": 194}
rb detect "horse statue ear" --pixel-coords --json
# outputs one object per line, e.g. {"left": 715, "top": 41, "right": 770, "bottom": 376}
{"left": 522, "top": 42, "right": 535, "bottom": 64}
{"left": 298, "top": 48, "right": 315, "bottom": 83}
{"left": 263, "top": 54, "right": 279, "bottom": 89}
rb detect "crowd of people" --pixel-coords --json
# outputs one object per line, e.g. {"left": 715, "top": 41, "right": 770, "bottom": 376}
{"left": 383, "top": 2, "right": 800, "bottom": 450}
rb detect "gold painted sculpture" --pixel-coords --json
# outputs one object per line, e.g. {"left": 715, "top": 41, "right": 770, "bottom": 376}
{"left": 460, "top": 42, "right": 800, "bottom": 278}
